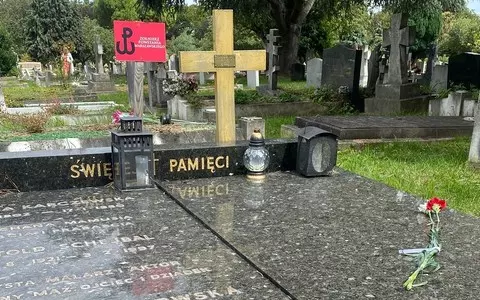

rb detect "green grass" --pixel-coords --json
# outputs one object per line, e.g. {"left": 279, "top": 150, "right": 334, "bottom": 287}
{"left": 97, "top": 92, "right": 130, "bottom": 107}
{"left": 3, "top": 82, "right": 73, "bottom": 107}
{"left": 5, "top": 130, "right": 108, "bottom": 142}
{"left": 265, "top": 115, "right": 296, "bottom": 139}
{"left": 338, "top": 138, "right": 480, "bottom": 216}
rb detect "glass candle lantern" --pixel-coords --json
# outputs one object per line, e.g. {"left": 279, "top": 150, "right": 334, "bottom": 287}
{"left": 111, "top": 117, "right": 154, "bottom": 190}
{"left": 243, "top": 129, "right": 270, "bottom": 181}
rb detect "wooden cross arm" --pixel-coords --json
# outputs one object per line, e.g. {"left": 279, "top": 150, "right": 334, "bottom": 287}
{"left": 179, "top": 50, "right": 266, "bottom": 73}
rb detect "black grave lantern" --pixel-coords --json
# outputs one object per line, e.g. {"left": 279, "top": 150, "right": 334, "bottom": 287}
{"left": 111, "top": 117, "right": 154, "bottom": 190}
{"left": 296, "top": 126, "right": 338, "bottom": 177}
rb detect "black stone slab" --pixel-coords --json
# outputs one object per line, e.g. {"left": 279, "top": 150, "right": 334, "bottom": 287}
{"left": 0, "top": 187, "right": 289, "bottom": 299}
{"left": 0, "top": 140, "right": 297, "bottom": 192}
{"left": 296, "top": 115, "right": 474, "bottom": 139}
{"left": 161, "top": 172, "right": 480, "bottom": 299}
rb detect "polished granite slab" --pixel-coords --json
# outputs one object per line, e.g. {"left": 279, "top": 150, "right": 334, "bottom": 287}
{"left": 295, "top": 116, "right": 474, "bottom": 139}
{"left": 0, "top": 188, "right": 289, "bottom": 299}
{"left": 162, "top": 171, "right": 480, "bottom": 299}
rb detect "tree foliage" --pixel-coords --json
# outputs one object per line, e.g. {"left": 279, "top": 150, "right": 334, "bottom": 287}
{"left": 438, "top": 10, "right": 480, "bottom": 56}
{"left": 0, "top": 26, "right": 17, "bottom": 76}
{"left": 94, "top": 0, "right": 140, "bottom": 28}
{"left": 75, "top": 18, "right": 114, "bottom": 63}
{"left": 25, "top": 0, "right": 82, "bottom": 64}
{"left": 0, "top": 0, "right": 31, "bottom": 54}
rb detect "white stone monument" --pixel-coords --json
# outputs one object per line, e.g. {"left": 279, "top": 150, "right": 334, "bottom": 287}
{"left": 247, "top": 70, "right": 259, "bottom": 88}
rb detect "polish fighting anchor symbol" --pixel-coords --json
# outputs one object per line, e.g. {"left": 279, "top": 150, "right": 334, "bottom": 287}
{"left": 116, "top": 27, "right": 135, "bottom": 55}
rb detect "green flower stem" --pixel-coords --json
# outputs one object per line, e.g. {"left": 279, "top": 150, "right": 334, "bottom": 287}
{"left": 403, "top": 249, "right": 438, "bottom": 290}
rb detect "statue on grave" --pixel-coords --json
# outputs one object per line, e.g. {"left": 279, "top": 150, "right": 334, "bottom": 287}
{"left": 61, "top": 46, "right": 74, "bottom": 78}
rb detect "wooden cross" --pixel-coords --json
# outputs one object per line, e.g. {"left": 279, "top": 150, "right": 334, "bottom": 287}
{"left": 179, "top": 10, "right": 266, "bottom": 143}
{"left": 267, "top": 29, "right": 281, "bottom": 90}
{"left": 382, "top": 13, "right": 415, "bottom": 84}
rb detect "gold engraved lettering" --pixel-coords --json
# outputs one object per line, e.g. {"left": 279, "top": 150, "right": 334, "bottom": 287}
{"left": 169, "top": 159, "right": 178, "bottom": 172}
{"left": 188, "top": 158, "right": 199, "bottom": 171}
{"left": 178, "top": 159, "right": 187, "bottom": 171}
{"left": 70, "top": 164, "right": 80, "bottom": 178}
{"left": 215, "top": 156, "right": 225, "bottom": 168}
{"left": 103, "top": 163, "right": 112, "bottom": 180}
{"left": 207, "top": 156, "right": 215, "bottom": 173}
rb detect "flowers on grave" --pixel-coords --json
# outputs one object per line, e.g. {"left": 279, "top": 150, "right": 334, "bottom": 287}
{"left": 163, "top": 74, "right": 198, "bottom": 96}
{"left": 402, "top": 197, "right": 447, "bottom": 290}
{"left": 112, "top": 110, "right": 134, "bottom": 124}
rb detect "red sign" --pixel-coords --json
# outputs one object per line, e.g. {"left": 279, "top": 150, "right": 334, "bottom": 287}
{"left": 114, "top": 20, "right": 167, "bottom": 62}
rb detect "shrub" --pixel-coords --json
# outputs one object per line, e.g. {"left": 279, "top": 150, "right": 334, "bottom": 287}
{"left": 312, "top": 86, "right": 356, "bottom": 115}
{"left": 163, "top": 74, "right": 198, "bottom": 96}
{"left": 44, "top": 99, "right": 80, "bottom": 115}
{"left": 6, "top": 113, "right": 51, "bottom": 133}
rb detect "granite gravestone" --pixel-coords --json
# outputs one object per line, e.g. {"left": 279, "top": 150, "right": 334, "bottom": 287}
{"left": 431, "top": 63, "right": 448, "bottom": 93}
{"left": 290, "top": 63, "right": 305, "bottom": 81}
{"left": 88, "top": 35, "right": 115, "bottom": 92}
{"left": 469, "top": 101, "right": 480, "bottom": 166}
{"left": 306, "top": 58, "right": 322, "bottom": 88}
{"left": 247, "top": 70, "right": 259, "bottom": 88}
{"left": 359, "top": 45, "right": 371, "bottom": 87}
{"left": 0, "top": 86, "right": 6, "bottom": 113}
{"left": 0, "top": 187, "right": 289, "bottom": 299}
{"left": 448, "top": 52, "right": 480, "bottom": 90}
{"left": 365, "top": 13, "right": 428, "bottom": 114}
{"left": 321, "top": 44, "right": 362, "bottom": 111}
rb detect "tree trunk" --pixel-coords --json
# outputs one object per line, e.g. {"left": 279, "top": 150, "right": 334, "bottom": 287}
{"left": 280, "top": 24, "right": 301, "bottom": 74}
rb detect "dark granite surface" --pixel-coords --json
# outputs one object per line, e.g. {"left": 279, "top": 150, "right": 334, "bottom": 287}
{"left": 0, "top": 188, "right": 289, "bottom": 299}
{"left": 162, "top": 171, "right": 480, "bottom": 299}
{"left": 0, "top": 140, "right": 297, "bottom": 191}
{"left": 296, "top": 116, "right": 474, "bottom": 139}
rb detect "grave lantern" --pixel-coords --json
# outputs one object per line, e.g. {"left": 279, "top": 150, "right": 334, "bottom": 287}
{"left": 296, "top": 126, "right": 338, "bottom": 177}
{"left": 243, "top": 129, "right": 270, "bottom": 181}
{"left": 111, "top": 117, "right": 154, "bottom": 190}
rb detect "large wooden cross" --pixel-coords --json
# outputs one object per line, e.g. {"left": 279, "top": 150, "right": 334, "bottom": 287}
{"left": 382, "top": 13, "right": 415, "bottom": 85}
{"left": 179, "top": 10, "right": 266, "bottom": 143}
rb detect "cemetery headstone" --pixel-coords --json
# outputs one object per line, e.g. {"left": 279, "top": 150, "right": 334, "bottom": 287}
{"left": 145, "top": 62, "right": 159, "bottom": 108}
{"left": 448, "top": 52, "right": 480, "bottom": 89}
{"left": 430, "top": 63, "right": 448, "bottom": 93}
{"left": 290, "top": 62, "right": 306, "bottom": 81}
{"left": 0, "top": 86, "right": 6, "bottom": 113}
{"left": 199, "top": 72, "right": 206, "bottom": 85}
{"left": 169, "top": 54, "right": 179, "bottom": 73}
{"left": 365, "top": 13, "right": 428, "bottom": 114}
{"left": 321, "top": 44, "right": 362, "bottom": 111}
{"left": 359, "top": 45, "right": 371, "bottom": 87}
{"left": 88, "top": 35, "right": 115, "bottom": 92}
{"left": 306, "top": 58, "right": 322, "bottom": 88}
{"left": 156, "top": 63, "right": 169, "bottom": 108}
{"left": 469, "top": 101, "right": 480, "bottom": 166}
{"left": 180, "top": 9, "right": 266, "bottom": 143}
{"left": 247, "top": 70, "right": 259, "bottom": 88}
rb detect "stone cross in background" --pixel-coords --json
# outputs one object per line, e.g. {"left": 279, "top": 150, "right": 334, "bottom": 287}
{"left": 266, "top": 29, "right": 281, "bottom": 91}
{"left": 94, "top": 35, "right": 105, "bottom": 74}
{"left": 382, "top": 13, "right": 415, "bottom": 84}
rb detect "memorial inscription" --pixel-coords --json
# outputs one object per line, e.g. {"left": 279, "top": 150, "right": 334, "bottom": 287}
{"left": 0, "top": 188, "right": 289, "bottom": 299}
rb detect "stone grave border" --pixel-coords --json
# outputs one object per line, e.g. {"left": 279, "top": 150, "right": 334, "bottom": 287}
{"left": 0, "top": 140, "right": 296, "bottom": 192}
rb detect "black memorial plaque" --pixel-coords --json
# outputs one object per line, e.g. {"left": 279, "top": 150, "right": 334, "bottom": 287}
{"left": 0, "top": 188, "right": 289, "bottom": 299}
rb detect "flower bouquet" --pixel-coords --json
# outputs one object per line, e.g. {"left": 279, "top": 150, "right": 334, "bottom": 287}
{"left": 400, "top": 197, "right": 447, "bottom": 290}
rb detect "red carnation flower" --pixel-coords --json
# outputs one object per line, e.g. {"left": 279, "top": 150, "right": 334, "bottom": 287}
{"left": 426, "top": 197, "right": 447, "bottom": 212}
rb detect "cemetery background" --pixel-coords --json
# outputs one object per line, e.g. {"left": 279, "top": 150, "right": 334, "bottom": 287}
{"left": 0, "top": 1, "right": 479, "bottom": 299}
{"left": 0, "top": 0, "right": 478, "bottom": 213}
